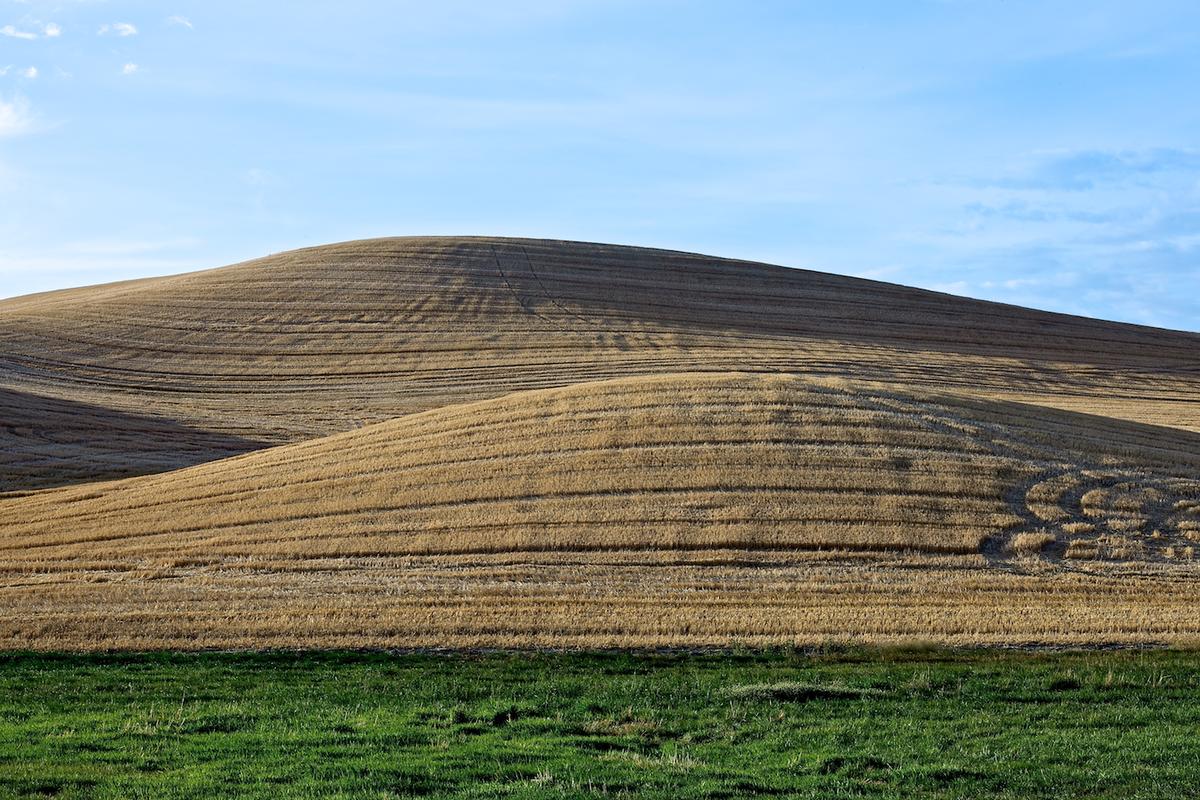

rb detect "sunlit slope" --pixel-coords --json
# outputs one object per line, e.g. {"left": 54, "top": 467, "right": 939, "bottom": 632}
{"left": 3, "top": 237, "right": 1198, "bottom": 487}
{"left": 3, "top": 373, "right": 1199, "bottom": 649}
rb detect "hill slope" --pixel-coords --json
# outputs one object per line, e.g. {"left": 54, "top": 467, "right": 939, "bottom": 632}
{"left": 3, "top": 237, "right": 1198, "bottom": 491}
{"left": 2, "top": 372, "right": 1199, "bottom": 648}
{"left": 1, "top": 237, "right": 1199, "bottom": 649}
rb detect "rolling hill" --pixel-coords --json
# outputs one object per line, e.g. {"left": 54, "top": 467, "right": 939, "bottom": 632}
{"left": 2, "top": 237, "right": 1199, "bottom": 649}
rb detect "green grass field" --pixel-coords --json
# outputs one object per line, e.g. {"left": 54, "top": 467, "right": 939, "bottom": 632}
{"left": 2, "top": 648, "right": 1198, "bottom": 799}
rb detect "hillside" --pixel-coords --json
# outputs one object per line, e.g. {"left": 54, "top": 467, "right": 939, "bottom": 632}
{"left": 1, "top": 237, "right": 1199, "bottom": 649}
{"left": 3, "top": 237, "right": 1199, "bottom": 491}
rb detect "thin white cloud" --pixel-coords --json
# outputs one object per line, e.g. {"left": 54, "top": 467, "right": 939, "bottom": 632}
{"left": 0, "top": 67, "right": 9, "bottom": 77}
{"left": 21, "top": 66, "right": 36, "bottom": 79}
{"left": 121, "top": 63, "right": 139, "bottom": 75}
{"left": 0, "top": 95, "right": 33, "bottom": 137}
{"left": 1, "top": 24, "right": 37, "bottom": 40}
{"left": 61, "top": 237, "right": 203, "bottom": 256}
{"left": 166, "top": 15, "right": 193, "bottom": 30}
{"left": 245, "top": 167, "right": 279, "bottom": 189}
{"left": 43, "top": 23, "right": 60, "bottom": 38}
{"left": 98, "top": 22, "right": 138, "bottom": 37}
{"left": 0, "top": 252, "right": 204, "bottom": 299}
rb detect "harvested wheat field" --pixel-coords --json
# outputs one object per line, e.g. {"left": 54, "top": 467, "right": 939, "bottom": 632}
{"left": 2, "top": 236, "right": 1199, "bottom": 649}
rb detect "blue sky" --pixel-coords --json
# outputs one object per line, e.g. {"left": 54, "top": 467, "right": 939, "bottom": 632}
{"left": 1, "top": 1, "right": 1197, "bottom": 331}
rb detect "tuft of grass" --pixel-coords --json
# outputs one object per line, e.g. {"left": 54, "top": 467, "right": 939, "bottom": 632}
{"left": 1066, "top": 540, "right": 1100, "bottom": 559}
{"left": 1008, "top": 531, "right": 1057, "bottom": 556}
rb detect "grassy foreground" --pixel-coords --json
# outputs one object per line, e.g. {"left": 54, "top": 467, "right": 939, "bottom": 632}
{"left": 1, "top": 649, "right": 1198, "bottom": 799}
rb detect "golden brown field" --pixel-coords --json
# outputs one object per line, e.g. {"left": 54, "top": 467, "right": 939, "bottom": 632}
{"left": 2, "top": 237, "right": 1199, "bottom": 649}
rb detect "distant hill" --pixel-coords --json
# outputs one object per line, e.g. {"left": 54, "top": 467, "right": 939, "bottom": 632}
{"left": 2, "top": 237, "right": 1198, "bottom": 649}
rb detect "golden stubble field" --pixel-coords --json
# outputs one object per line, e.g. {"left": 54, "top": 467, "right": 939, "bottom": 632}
{"left": 1, "top": 237, "right": 1199, "bottom": 649}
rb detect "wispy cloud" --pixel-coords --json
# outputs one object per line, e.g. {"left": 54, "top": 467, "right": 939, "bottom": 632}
{"left": 0, "top": 237, "right": 204, "bottom": 299}
{"left": 121, "top": 63, "right": 138, "bottom": 76}
{"left": 0, "top": 65, "right": 38, "bottom": 80}
{"left": 910, "top": 146, "right": 1200, "bottom": 330}
{"left": 98, "top": 22, "right": 138, "bottom": 37}
{"left": 1, "top": 24, "right": 37, "bottom": 40}
{"left": 0, "top": 22, "right": 61, "bottom": 40}
{"left": 245, "top": 168, "right": 274, "bottom": 188}
{"left": 166, "top": 16, "right": 193, "bottom": 30}
{"left": 0, "top": 95, "right": 33, "bottom": 137}
{"left": 60, "top": 237, "right": 203, "bottom": 256}
{"left": 981, "top": 148, "right": 1200, "bottom": 192}
{"left": 962, "top": 201, "right": 1125, "bottom": 226}
{"left": 0, "top": 252, "right": 203, "bottom": 297}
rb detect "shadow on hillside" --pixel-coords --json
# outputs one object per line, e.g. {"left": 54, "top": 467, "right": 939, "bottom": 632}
{"left": 0, "top": 386, "right": 266, "bottom": 494}
{"left": 488, "top": 239, "right": 1200, "bottom": 373}
{"left": 927, "top": 392, "right": 1200, "bottom": 474}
